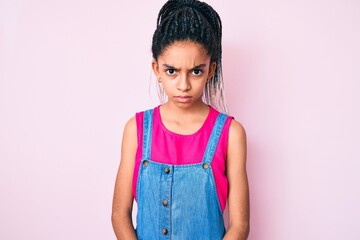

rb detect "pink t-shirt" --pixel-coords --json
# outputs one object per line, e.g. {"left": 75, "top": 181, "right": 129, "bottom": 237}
{"left": 132, "top": 105, "right": 232, "bottom": 211}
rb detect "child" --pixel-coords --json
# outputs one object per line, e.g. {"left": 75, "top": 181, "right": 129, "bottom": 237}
{"left": 111, "top": 0, "right": 249, "bottom": 239}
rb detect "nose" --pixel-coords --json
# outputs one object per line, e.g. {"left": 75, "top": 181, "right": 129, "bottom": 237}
{"left": 177, "top": 74, "right": 190, "bottom": 91}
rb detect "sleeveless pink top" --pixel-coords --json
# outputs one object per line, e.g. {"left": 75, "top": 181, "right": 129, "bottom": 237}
{"left": 132, "top": 105, "right": 232, "bottom": 211}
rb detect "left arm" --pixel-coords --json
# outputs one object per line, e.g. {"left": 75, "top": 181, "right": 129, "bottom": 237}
{"left": 223, "top": 119, "right": 250, "bottom": 240}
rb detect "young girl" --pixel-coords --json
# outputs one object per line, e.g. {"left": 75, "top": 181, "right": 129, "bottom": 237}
{"left": 111, "top": 0, "right": 249, "bottom": 239}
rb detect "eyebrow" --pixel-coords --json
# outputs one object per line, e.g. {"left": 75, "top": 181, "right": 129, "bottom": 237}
{"left": 162, "top": 64, "right": 207, "bottom": 70}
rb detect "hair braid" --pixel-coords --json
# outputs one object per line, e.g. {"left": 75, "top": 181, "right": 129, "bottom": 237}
{"left": 192, "top": 1, "right": 226, "bottom": 113}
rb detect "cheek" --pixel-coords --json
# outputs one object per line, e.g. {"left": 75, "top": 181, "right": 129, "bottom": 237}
{"left": 191, "top": 78, "right": 208, "bottom": 89}
{"left": 161, "top": 79, "right": 175, "bottom": 90}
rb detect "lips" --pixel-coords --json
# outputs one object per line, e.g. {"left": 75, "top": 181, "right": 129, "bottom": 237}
{"left": 174, "top": 96, "right": 192, "bottom": 103}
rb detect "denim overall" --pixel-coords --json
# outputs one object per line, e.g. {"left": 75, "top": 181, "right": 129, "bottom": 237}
{"left": 136, "top": 109, "right": 227, "bottom": 239}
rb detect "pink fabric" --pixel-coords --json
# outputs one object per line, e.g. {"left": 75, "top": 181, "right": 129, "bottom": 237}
{"left": 132, "top": 105, "right": 232, "bottom": 211}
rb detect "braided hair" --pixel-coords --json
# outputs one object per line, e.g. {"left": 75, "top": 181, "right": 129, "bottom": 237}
{"left": 152, "top": 0, "right": 227, "bottom": 113}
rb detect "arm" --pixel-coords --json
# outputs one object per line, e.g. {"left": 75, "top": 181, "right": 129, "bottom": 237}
{"left": 111, "top": 117, "right": 138, "bottom": 240}
{"left": 223, "top": 120, "right": 250, "bottom": 240}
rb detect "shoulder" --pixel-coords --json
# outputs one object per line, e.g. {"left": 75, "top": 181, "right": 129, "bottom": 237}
{"left": 123, "top": 116, "right": 137, "bottom": 141}
{"left": 123, "top": 107, "right": 153, "bottom": 145}
{"left": 124, "top": 116, "right": 136, "bottom": 130}
{"left": 124, "top": 106, "right": 163, "bottom": 137}
{"left": 212, "top": 108, "right": 246, "bottom": 144}
{"left": 228, "top": 119, "right": 246, "bottom": 141}
{"left": 125, "top": 106, "right": 156, "bottom": 132}
{"left": 227, "top": 119, "right": 247, "bottom": 161}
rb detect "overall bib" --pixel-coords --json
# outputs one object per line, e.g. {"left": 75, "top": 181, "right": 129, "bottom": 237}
{"left": 136, "top": 109, "right": 227, "bottom": 240}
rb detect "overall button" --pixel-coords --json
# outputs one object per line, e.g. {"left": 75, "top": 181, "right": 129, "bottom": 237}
{"left": 162, "top": 200, "right": 168, "bottom": 206}
{"left": 203, "top": 163, "right": 209, "bottom": 169}
{"left": 143, "top": 160, "right": 149, "bottom": 167}
{"left": 162, "top": 228, "right": 168, "bottom": 235}
{"left": 164, "top": 167, "right": 170, "bottom": 174}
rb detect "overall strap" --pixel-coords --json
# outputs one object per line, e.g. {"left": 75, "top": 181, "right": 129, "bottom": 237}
{"left": 202, "top": 113, "right": 228, "bottom": 164}
{"left": 142, "top": 109, "right": 154, "bottom": 160}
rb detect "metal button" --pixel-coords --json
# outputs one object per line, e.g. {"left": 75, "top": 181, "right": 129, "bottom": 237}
{"left": 162, "top": 228, "right": 168, "bottom": 235}
{"left": 143, "top": 160, "right": 149, "bottom": 167}
{"left": 162, "top": 200, "right": 168, "bottom": 206}
{"left": 203, "top": 163, "right": 209, "bottom": 169}
{"left": 164, "top": 167, "right": 170, "bottom": 174}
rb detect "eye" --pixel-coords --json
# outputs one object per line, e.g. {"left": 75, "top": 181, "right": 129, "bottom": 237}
{"left": 166, "top": 69, "right": 176, "bottom": 75}
{"left": 192, "top": 69, "right": 203, "bottom": 76}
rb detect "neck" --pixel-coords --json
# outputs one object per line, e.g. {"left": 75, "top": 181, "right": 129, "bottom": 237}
{"left": 161, "top": 101, "right": 209, "bottom": 116}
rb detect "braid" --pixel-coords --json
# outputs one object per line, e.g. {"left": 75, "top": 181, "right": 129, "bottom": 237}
{"left": 152, "top": 0, "right": 227, "bottom": 113}
{"left": 192, "top": 1, "right": 226, "bottom": 113}
{"left": 156, "top": 1, "right": 181, "bottom": 26}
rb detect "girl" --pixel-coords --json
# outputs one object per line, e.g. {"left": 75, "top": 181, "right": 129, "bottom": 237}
{"left": 111, "top": 0, "right": 249, "bottom": 239}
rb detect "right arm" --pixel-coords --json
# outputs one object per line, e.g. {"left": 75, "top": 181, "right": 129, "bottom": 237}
{"left": 111, "top": 117, "right": 138, "bottom": 240}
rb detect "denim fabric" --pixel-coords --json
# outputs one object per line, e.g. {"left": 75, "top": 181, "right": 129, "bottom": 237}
{"left": 142, "top": 109, "right": 153, "bottom": 160}
{"left": 136, "top": 109, "right": 227, "bottom": 240}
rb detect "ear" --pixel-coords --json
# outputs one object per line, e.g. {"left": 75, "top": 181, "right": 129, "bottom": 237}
{"left": 152, "top": 59, "right": 160, "bottom": 79}
{"left": 207, "top": 61, "right": 217, "bottom": 82}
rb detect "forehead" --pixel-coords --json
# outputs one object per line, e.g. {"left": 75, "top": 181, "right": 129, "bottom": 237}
{"left": 158, "top": 40, "right": 210, "bottom": 65}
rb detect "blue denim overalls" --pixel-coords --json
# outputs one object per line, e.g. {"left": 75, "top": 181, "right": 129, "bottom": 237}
{"left": 136, "top": 109, "right": 227, "bottom": 239}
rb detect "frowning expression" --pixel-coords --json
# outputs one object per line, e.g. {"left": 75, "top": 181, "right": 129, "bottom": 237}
{"left": 152, "top": 40, "right": 216, "bottom": 108}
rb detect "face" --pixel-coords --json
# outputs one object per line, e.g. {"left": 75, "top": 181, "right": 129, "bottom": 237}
{"left": 152, "top": 40, "right": 216, "bottom": 109}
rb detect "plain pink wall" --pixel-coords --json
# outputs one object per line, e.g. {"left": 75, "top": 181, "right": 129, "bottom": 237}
{"left": 0, "top": 0, "right": 359, "bottom": 239}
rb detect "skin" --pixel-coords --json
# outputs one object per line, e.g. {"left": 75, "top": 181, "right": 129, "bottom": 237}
{"left": 111, "top": 40, "right": 250, "bottom": 239}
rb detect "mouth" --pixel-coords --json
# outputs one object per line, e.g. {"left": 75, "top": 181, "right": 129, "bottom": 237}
{"left": 174, "top": 96, "right": 192, "bottom": 103}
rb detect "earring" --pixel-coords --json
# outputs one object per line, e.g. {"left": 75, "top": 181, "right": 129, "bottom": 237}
{"left": 157, "top": 80, "right": 167, "bottom": 103}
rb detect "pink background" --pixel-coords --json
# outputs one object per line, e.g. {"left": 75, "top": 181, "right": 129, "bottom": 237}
{"left": 0, "top": 0, "right": 359, "bottom": 239}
